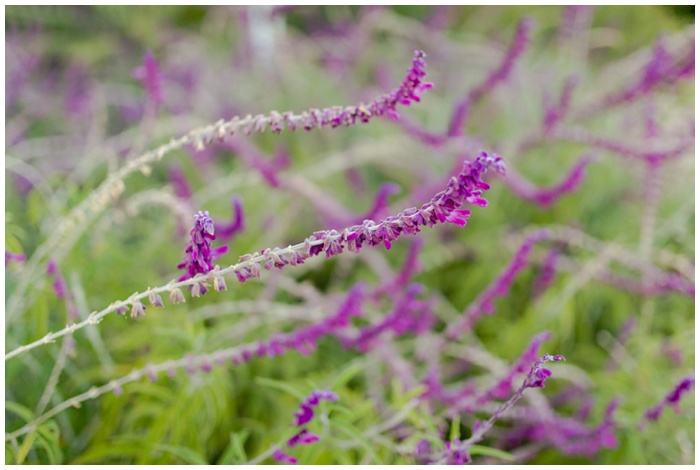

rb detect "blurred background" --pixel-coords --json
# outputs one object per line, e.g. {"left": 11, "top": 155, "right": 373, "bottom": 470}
{"left": 5, "top": 5, "right": 695, "bottom": 465}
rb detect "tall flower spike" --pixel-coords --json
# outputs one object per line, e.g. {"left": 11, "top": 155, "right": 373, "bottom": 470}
{"left": 177, "top": 211, "right": 229, "bottom": 283}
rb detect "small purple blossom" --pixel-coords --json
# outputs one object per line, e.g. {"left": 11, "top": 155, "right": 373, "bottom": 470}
{"left": 645, "top": 375, "right": 695, "bottom": 422}
{"left": 5, "top": 251, "right": 26, "bottom": 267}
{"left": 292, "top": 390, "right": 339, "bottom": 427}
{"left": 177, "top": 211, "right": 229, "bottom": 283}
{"left": 525, "top": 354, "right": 565, "bottom": 389}
{"left": 443, "top": 438, "right": 472, "bottom": 465}
{"left": 287, "top": 429, "right": 320, "bottom": 447}
{"left": 272, "top": 448, "right": 298, "bottom": 464}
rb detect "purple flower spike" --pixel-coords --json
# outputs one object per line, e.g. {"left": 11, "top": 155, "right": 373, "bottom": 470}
{"left": 447, "top": 18, "right": 535, "bottom": 137}
{"left": 177, "top": 211, "right": 229, "bottom": 282}
{"left": 645, "top": 375, "right": 695, "bottom": 422}
{"left": 132, "top": 50, "right": 163, "bottom": 108}
{"left": 448, "top": 229, "right": 550, "bottom": 338}
{"left": 485, "top": 331, "right": 553, "bottom": 400}
{"left": 305, "top": 151, "right": 505, "bottom": 260}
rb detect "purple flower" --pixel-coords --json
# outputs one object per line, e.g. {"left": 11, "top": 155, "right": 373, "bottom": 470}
{"left": 443, "top": 438, "right": 472, "bottom": 465}
{"left": 132, "top": 50, "right": 163, "bottom": 108}
{"left": 272, "top": 448, "right": 298, "bottom": 464}
{"left": 645, "top": 375, "right": 695, "bottom": 422}
{"left": 47, "top": 259, "right": 68, "bottom": 300}
{"left": 292, "top": 390, "right": 339, "bottom": 427}
{"left": 287, "top": 429, "right": 320, "bottom": 447}
{"left": 525, "top": 354, "right": 565, "bottom": 389}
{"left": 177, "top": 211, "right": 229, "bottom": 283}
{"left": 485, "top": 332, "right": 553, "bottom": 400}
{"left": 5, "top": 251, "right": 26, "bottom": 267}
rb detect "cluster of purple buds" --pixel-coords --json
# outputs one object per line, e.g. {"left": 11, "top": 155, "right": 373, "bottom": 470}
{"left": 177, "top": 211, "right": 229, "bottom": 288}
{"left": 190, "top": 51, "right": 432, "bottom": 151}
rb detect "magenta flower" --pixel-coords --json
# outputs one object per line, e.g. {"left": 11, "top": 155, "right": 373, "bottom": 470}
{"left": 292, "top": 390, "right": 339, "bottom": 427}
{"left": 177, "top": 211, "right": 229, "bottom": 283}
{"left": 272, "top": 448, "right": 298, "bottom": 464}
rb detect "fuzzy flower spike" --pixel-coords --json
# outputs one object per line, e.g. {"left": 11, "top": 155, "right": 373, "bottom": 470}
{"left": 177, "top": 211, "right": 229, "bottom": 285}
